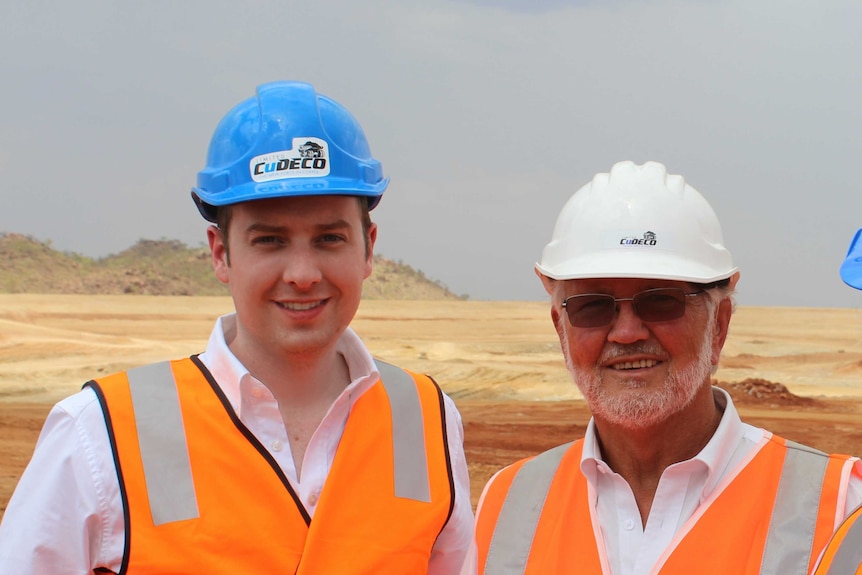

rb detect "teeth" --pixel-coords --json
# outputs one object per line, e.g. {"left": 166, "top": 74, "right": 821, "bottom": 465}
{"left": 611, "top": 359, "right": 658, "bottom": 370}
{"left": 279, "top": 301, "right": 320, "bottom": 311}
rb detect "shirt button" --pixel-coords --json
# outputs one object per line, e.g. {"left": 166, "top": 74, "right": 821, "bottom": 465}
{"left": 271, "top": 440, "right": 282, "bottom": 451}
{"left": 251, "top": 386, "right": 266, "bottom": 398}
{"left": 308, "top": 491, "right": 320, "bottom": 506}
{"left": 624, "top": 519, "right": 635, "bottom": 530}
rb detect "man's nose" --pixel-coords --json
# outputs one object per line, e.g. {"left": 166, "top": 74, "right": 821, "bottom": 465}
{"left": 606, "top": 301, "right": 650, "bottom": 344}
{"left": 282, "top": 250, "right": 322, "bottom": 289}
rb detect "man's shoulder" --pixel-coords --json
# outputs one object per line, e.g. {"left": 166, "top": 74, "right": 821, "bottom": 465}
{"left": 495, "top": 441, "right": 580, "bottom": 483}
{"left": 52, "top": 385, "right": 103, "bottom": 420}
{"left": 88, "top": 357, "right": 201, "bottom": 387}
{"left": 769, "top": 434, "right": 856, "bottom": 461}
{"left": 374, "top": 359, "right": 438, "bottom": 389}
{"left": 374, "top": 358, "right": 422, "bottom": 376}
{"left": 531, "top": 440, "right": 580, "bottom": 466}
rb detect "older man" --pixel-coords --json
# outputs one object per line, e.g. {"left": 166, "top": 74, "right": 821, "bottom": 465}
{"left": 472, "top": 161, "right": 862, "bottom": 574}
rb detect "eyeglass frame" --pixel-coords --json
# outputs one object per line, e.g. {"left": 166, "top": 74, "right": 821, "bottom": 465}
{"left": 560, "top": 283, "right": 723, "bottom": 328}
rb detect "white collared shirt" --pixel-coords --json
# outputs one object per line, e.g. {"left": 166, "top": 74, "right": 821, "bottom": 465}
{"left": 0, "top": 314, "right": 474, "bottom": 574}
{"left": 580, "top": 388, "right": 766, "bottom": 575}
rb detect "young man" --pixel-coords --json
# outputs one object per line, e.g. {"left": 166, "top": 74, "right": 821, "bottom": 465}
{"left": 471, "top": 161, "right": 862, "bottom": 574}
{"left": 0, "top": 81, "right": 474, "bottom": 573}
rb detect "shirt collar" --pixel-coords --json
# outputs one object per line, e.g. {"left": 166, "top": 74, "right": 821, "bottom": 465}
{"left": 197, "top": 313, "right": 380, "bottom": 416}
{"left": 580, "top": 386, "right": 745, "bottom": 497}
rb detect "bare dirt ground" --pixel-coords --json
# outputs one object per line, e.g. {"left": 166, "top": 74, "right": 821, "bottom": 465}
{"left": 2, "top": 295, "right": 862, "bottom": 515}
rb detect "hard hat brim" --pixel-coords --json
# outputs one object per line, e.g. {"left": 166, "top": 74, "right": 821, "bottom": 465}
{"left": 535, "top": 250, "right": 738, "bottom": 284}
{"left": 191, "top": 176, "right": 388, "bottom": 222}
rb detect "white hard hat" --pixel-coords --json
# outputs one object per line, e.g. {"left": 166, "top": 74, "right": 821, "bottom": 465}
{"left": 536, "top": 161, "right": 737, "bottom": 283}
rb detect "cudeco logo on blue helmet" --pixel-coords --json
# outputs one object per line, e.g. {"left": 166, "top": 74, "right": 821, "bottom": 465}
{"left": 191, "top": 81, "right": 389, "bottom": 223}
{"left": 250, "top": 138, "right": 330, "bottom": 181}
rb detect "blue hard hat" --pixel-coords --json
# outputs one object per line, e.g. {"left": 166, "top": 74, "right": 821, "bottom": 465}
{"left": 192, "top": 81, "right": 389, "bottom": 222}
{"left": 840, "top": 228, "right": 862, "bottom": 290}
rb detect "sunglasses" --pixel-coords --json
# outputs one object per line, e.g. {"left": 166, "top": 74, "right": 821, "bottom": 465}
{"left": 561, "top": 287, "right": 707, "bottom": 328}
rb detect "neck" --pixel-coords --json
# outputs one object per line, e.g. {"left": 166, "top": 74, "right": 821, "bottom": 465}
{"left": 593, "top": 384, "right": 723, "bottom": 523}
{"left": 263, "top": 353, "right": 350, "bottom": 405}
{"left": 224, "top": 322, "right": 352, "bottom": 408}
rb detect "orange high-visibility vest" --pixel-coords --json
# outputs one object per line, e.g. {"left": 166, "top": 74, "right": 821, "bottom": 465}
{"left": 88, "top": 356, "right": 455, "bottom": 574}
{"left": 476, "top": 436, "right": 854, "bottom": 575}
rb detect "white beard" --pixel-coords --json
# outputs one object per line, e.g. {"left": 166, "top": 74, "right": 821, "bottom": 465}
{"left": 563, "top": 314, "right": 716, "bottom": 430}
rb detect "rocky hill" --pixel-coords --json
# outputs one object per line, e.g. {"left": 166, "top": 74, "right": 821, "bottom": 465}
{"left": 0, "top": 233, "right": 465, "bottom": 300}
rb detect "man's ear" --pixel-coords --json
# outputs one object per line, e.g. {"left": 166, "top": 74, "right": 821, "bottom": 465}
{"left": 536, "top": 268, "right": 556, "bottom": 295}
{"left": 550, "top": 305, "right": 566, "bottom": 341}
{"left": 711, "top": 295, "right": 734, "bottom": 367}
{"left": 710, "top": 270, "right": 740, "bottom": 365}
{"left": 727, "top": 271, "right": 741, "bottom": 290}
{"left": 207, "top": 225, "right": 230, "bottom": 285}
{"left": 364, "top": 222, "right": 378, "bottom": 279}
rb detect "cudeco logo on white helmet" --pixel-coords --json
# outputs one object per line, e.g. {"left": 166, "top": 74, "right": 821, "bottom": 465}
{"left": 536, "top": 161, "right": 737, "bottom": 283}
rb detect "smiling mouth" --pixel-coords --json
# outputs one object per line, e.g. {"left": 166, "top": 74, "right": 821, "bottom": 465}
{"left": 276, "top": 300, "right": 323, "bottom": 311}
{"left": 610, "top": 359, "right": 659, "bottom": 370}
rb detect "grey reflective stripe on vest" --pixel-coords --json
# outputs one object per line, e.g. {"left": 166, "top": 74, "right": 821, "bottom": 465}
{"left": 822, "top": 504, "right": 862, "bottom": 575}
{"left": 484, "top": 442, "right": 572, "bottom": 574}
{"left": 761, "top": 440, "right": 830, "bottom": 575}
{"left": 126, "top": 360, "right": 431, "bottom": 527}
{"left": 376, "top": 360, "right": 432, "bottom": 502}
{"left": 484, "top": 439, "right": 833, "bottom": 575}
{"left": 127, "top": 361, "right": 199, "bottom": 526}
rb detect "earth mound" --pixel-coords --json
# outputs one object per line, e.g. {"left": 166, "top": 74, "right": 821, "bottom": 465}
{"left": 715, "top": 378, "right": 818, "bottom": 407}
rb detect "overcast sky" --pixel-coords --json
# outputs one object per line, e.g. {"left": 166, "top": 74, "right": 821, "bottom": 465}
{"left": 2, "top": 0, "right": 861, "bottom": 307}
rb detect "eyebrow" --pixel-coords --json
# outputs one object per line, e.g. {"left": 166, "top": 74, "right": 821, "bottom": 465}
{"left": 244, "top": 219, "right": 353, "bottom": 234}
{"left": 316, "top": 219, "right": 352, "bottom": 231}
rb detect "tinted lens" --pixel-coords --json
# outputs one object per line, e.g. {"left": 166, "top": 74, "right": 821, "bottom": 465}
{"left": 562, "top": 288, "right": 692, "bottom": 328}
{"left": 563, "top": 294, "right": 617, "bottom": 328}
{"left": 632, "top": 288, "right": 687, "bottom": 322}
